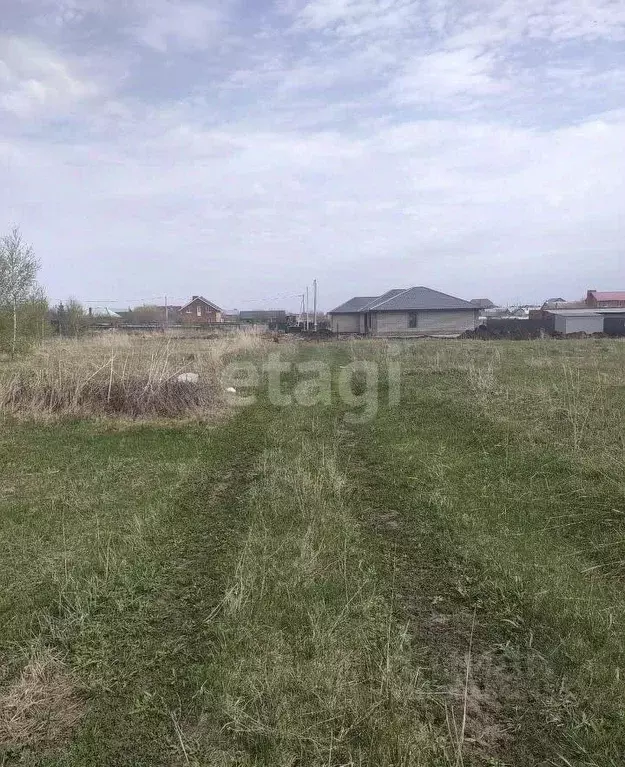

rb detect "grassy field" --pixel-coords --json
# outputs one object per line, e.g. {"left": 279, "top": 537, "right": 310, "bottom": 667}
{"left": 1, "top": 334, "right": 625, "bottom": 765}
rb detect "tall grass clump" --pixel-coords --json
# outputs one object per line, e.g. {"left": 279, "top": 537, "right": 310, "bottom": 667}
{"left": 0, "top": 330, "right": 271, "bottom": 421}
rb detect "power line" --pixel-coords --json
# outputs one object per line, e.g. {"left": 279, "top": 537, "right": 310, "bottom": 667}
{"left": 49, "top": 293, "right": 302, "bottom": 303}
{"left": 48, "top": 290, "right": 306, "bottom": 309}
{"left": 227, "top": 292, "right": 303, "bottom": 305}
{"left": 48, "top": 297, "right": 167, "bottom": 304}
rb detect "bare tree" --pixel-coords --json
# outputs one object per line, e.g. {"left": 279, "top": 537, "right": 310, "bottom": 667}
{"left": 0, "top": 227, "right": 41, "bottom": 355}
{"left": 128, "top": 304, "right": 164, "bottom": 325}
{"left": 65, "top": 297, "right": 88, "bottom": 337}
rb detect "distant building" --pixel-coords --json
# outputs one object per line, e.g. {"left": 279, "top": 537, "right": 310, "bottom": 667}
{"left": 239, "top": 309, "right": 309, "bottom": 330}
{"left": 239, "top": 310, "right": 287, "bottom": 324}
{"left": 179, "top": 296, "right": 223, "bottom": 324}
{"left": 123, "top": 305, "right": 182, "bottom": 324}
{"left": 508, "top": 305, "right": 541, "bottom": 318}
{"left": 469, "top": 298, "right": 496, "bottom": 310}
{"left": 550, "top": 310, "right": 605, "bottom": 335}
{"left": 586, "top": 290, "right": 625, "bottom": 309}
{"left": 94, "top": 307, "right": 122, "bottom": 319}
{"left": 540, "top": 298, "right": 585, "bottom": 311}
{"left": 329, "top": 287, "right": 478, "bottom": 336}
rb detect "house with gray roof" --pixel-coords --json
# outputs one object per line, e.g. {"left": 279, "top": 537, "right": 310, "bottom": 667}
{"left": 329, "top": 287, "right": 479, "bottom": 336}
{"left": 469, "top": 298, "right": 496, "bottom": 310}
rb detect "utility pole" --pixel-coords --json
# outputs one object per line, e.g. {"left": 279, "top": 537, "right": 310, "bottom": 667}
{"left": 164, "top": 295, "right": 169, "bottom": 329}
{"left": 313, "top": 279, "right": 317, "bottom": 332}
{"left": 305, "top": 285, "right": 309, "bottom": 331}
{"left": 300, "top": 294, "right": 305, "bottom": 328}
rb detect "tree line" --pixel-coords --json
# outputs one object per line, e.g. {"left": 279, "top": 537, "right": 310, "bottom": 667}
{"left": 0, "top": 227, "right": 45, "bottom": 355}
{"left": 0, "top": 227, "right": 183, "bottom": 353}
{"left": 0, "top": 227, "right": 94, "bottom": 353}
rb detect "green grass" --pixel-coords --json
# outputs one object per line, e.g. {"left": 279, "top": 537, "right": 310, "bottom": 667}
{"left": 347, "top": 339, "right": 625, "bottom": 766}
{"left": 2, "top": 338, "right": 625, "bottom": 765}
{"left": 0, "top": 415, "right": 269, "bottom": 765}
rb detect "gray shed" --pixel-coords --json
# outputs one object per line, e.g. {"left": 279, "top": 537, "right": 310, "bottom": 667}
{"left": 603, "top": 313, "right": 625, "bottom": 336}
{"left": 551, "top": 310, "right": 604, "bottom": 335}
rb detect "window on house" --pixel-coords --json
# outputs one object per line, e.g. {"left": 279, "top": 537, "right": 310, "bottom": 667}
{"left": 408, "top": 312, "right": 418, "bottom": 328}
{"left": 197, "top": 305, "right": 202, "bottom": 316}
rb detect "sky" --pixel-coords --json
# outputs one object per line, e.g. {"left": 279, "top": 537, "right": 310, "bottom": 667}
{"left": 1, "top": 0, "right": 624, "bottom": 312}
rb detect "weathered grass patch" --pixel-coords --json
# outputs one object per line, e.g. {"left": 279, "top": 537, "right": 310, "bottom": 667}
{"left": 0, "top": 331, "right": 272, "bottom": 421}
{"left": 4, "top": 377, "right": 215, "bottom": 417}
{"left": 0, "top": 414, "right": 271, "bottom": 765}
{"left": 0, "top": 648, "right": 83, "bottom": 751}
{"left": 344, "top": 338, "right": 625, "bottom": 765}
{"left": 190, "top": 435, "right": 448, "bottom": 766}
{"left": 4, "top": 336, "right": 625, "bottom": 765}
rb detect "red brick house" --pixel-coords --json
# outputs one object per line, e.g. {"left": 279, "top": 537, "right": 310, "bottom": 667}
{"left": 586, "top": 290, "right": 625, "bottom": 309}
{"left": 179, "top": 296, "right": 223, "bottom": 324}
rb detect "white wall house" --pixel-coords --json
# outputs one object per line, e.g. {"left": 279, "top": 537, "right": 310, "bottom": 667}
{"left": 330, "top": 287, "right": 479, "bottom": 337}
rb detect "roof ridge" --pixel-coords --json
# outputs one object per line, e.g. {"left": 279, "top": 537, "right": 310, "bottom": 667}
{"left": 329, "top": 296, "right": 378, "bottom": 314}
{"left": 416, "top": 286, "right": 476, "bottom": 307}
{"left": 366, "top": 287, "right": 411, "bottom": 310}
{"left": 367, "top": 286, "right": 475, "bottom": 312}
{"left": 356, "top": 294, "right": 385, "bottom": 311}
{"left": 417, "top": 285, "right": 459, "bottom": 298}
{"left": 180, "top": 296, "right": 222, "bottom": 312}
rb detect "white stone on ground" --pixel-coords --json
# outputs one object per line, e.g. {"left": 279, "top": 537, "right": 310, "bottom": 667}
{"left": 177, "top": 372, "right": 200, "bottom": 383}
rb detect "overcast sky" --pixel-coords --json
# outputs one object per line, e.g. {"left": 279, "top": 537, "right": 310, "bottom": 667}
{"left": 1, "top": 0, "right": 624, "bottom": 311}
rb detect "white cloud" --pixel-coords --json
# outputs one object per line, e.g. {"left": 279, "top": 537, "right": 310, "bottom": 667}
{"left": 0, "top": 36, "right": 97, "bottom": 117}
{"left": 2, "top": 103, "right": 623, "bottom": 307}
{"left": 1, "top": 0, "right": 623, "bottom": 308}
{"left": 131, "top": 0, "right": 226, "bottom": 52}
{"left": 294, "top": 0, "right": 384, "bottom": 30}
{"left": 24, "top": 0, "right": 107, "bottom": 28}
{"left": 25, "top": 0, "right": 231, "bottom": 52}
{"left": 424, "top": 0, "right": 625, "bottom": 44}
{"left": 393, "top": 46, "right": 504, "bottom": 103}
{"left": 292, "top": 0, "right": 625, "bottom": 41}
{"left": 521, "top": 0, "right": 625, "bottom": 42}
{"left": 294, "top": 0, "right": 420, "bottom": 37}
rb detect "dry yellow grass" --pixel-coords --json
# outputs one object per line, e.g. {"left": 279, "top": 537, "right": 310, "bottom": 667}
{"left": 0, "top": 649, "right": 83, "bottom": 750}
{"left": 0, "top": 329, "right": 273, "bottom": 421}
